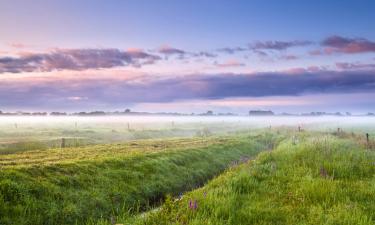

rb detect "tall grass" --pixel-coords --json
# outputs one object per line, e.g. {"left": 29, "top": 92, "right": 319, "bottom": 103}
{"left": 0, "top": 132, "right": 281, "bottom": 225}
{"left": 133, "top": 134, "right": 375, "bottom": 225}
{"left": 0, "top": 140, "right": 48, "bottom": 154}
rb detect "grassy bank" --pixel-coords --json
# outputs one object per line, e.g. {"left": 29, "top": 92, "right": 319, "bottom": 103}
{"left": 0, "top": 131, "right": 282, "bottom": 225}
{"left": 134, "top": 134, "right": 375, "bottom": 225}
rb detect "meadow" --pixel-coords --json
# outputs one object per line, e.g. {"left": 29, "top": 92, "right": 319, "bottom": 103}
{"left": 0, "top": 116, "right": 375, "bottom": 225}
{"left": 132, "top": 131, "right": 375, "bottom": 225}
{"left": 0, "top": 116, "right": 265, "bottom": 154}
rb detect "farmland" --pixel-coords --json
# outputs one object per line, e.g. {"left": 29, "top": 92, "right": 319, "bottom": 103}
{"left": 133, "top": 132, "right": 375, "bottom": 225}
{"left": 0, "top": 116, "right": 375, "bottom": 225}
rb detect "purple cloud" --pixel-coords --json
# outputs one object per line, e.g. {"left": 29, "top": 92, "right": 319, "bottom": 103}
{"left": 193, "top": 51, "right": 218, "bottom": 58}
{"left": 217, "top": 47, "right": 247, "bottom": 54}
{"left": 214, "top": 60, "right": 246, "bottom": 68}
{"left": 0, "top": 48, "right": 161, "bottom": 73}
{"left": 2, "top": 69, "right": 375, "bottom": 110}
{"left": 250, "top": 40, "right": 312, "bottom": 51}
{"left": 336, "top": 62, "right": 375, "bottom": 70}
{"left": 157, "top": 46, "right": 186, "bottom": 55}
{"left": 253, "top": 50, "right": 268, "bottom": 57}
{"left": 279, "top": 55, "right": 299, "bottom": 60}
{"left": 321, "top": 36, "right": 375, "bottom": 54}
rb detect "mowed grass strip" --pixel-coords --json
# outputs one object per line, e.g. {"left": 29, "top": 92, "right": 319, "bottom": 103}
{"left": 0, "top": 132, "right": 281, "bottom": 225}
{"left": 134, "top": 134, "right": 375, "bottom": 225}
{"left": 0, "top": 137, "right": 229, "bottom": 167}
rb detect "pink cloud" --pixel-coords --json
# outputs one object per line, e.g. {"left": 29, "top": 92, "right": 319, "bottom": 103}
{"left": 321, "top": 36, "right": 375, "bottom": 54}
{"left": 0, "top": 48, "right": 161, "bottom": 73}
{"left": 8, "top": 42, "right": 28, "bottom": 49}
{"left": 215, "top": 60, "right": 245, "bottom": 68}
{"left": 157, "top": 45, "right": 185, "bottom": 55}
{"left": 283, "top": 67, "right": 307, "bottom": 74}
{"left": 309, "top": 50, "right": 323, "bottom": 56}
{"left": 67, "top": 96, "right": 89, "bottom": 101}
{"left": 336, "top": 62, "right": 375, "bottom": 70}
{"left": 283, "top": 66, "right": 326, "bottom": 74}
{"left": 280, "top": 55, "right": 299, "bottom": 60}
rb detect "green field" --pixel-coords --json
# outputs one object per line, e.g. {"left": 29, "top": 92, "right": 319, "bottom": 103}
{"left": 0, "top": 116, "right": 263, "bottom": 154}
{"left": 0, "top": 116, "right": 375, "bottom": 225}
{"left": 0, "top": 130, "right": 284, "bottom": 225}
{"left": 130, "top": 132, "right": 375, "bottom": 225}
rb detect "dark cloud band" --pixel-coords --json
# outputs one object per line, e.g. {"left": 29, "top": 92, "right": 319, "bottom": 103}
{"left": 1, "top": 69, "right": 375, "bottom": 109}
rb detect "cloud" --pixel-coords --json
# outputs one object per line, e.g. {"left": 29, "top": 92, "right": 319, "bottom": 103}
{"left": 139, "top": 70, "right": 375, "bottom": 102}
{"left": 8, "top": 42, "right": 29, "bottom": 49}
{"left": 193, "top": 51, "right": 217, "bottom": 58}
{"left": 336, "top": 62, "right": 375, "bottom": 70}
{"left": 156, "top": 46, "right": 220, "bottom": 61}
{"left": 250, "top": 40, "right": 312, "bottom": 51}
{"left": 217, "top": 47, "right": 247, "bottom": 54}
{"left": 67, "top": 96, "right": 89, "bottom": 101}
{"left": 215, "top": 60, "right": 246, "bottom": 68}
{"left": 279, "top": 55, "right": 299, "bottom": 60}
{"left": 309, "top": 49, "right": 324, "bottom": 56}
{"left": 283, "top": 66, "right": 328, "bottom": 74}
{"left": 2, "top": 68, "right": 375, "bottom": 110}
{"left": 253, "top": 50, "right": 268, "bottom": 57}
{"left": 0, "top": 48, "right": 161, "bottom": 73}
{"left": 320, "top": 35, "right": 375, "bottom": 54}
{"left": 157, "top": 45, "right": 186, "bottom": 55}
{"left": 216, "top": 39, "right": 312, "bottom": 56}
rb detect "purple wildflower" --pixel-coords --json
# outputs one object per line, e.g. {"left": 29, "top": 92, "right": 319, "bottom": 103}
{"left": 189, "top": 199, "right": 198, "bottom": 210}
{"left": 194, "top": 200, "right": 198, "bottom": 209}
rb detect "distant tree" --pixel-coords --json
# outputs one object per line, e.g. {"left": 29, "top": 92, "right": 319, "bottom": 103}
{"left": 89, "top": 111, "right": 105, "bottom": 115}
{"left": 124, "top": 109, "right": 131, "bottom": 113}
{"left": 249, "top": 110, "right": 274, "bottom": 116}
{"left": 32, "top": 112, "right": 47, "bottom": 116}
{"left": 206, "top": 110, "right": 213, "bottom": 115}
{"left": 50, "top": 112, "right": 67, "bottom": 116}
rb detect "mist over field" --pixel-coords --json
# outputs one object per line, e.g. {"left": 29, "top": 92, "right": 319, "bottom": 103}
{"left": 1, "top": 115, "right": 375, "bottom": 131}
{"left": 1, "top": 114, "right": 374, "bottom": 155}
{"left": 1, "top": 115, "right": 374, "bottom": 142}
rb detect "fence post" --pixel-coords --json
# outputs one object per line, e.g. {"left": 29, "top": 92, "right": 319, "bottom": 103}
{"left": 61, "top": 138, "right": 66, "bottom": 148}
{"left": 366, "top": 133, "right": 369, "bottom": 144}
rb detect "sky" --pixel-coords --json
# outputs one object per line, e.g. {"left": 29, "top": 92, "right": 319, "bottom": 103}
{"left": 1, "top": 0, "right": 375, "bottom": 114}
